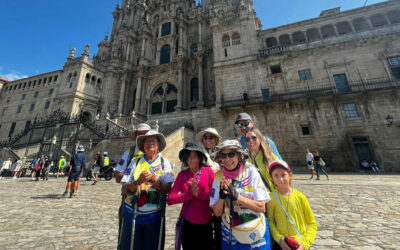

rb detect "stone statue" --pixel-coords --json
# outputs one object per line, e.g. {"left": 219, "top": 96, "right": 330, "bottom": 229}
{"left": 69, "top": 47, "right": 76, "bottom": 58}
{"left": 84, "top": 44, "right": 90, "bottom": 53}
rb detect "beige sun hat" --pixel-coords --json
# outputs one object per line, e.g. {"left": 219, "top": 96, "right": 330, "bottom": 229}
{"left": 129, "top": 123, "right": 151, "bottom": 138}
{"left": 136, "top": 130, "right": 167, "bottom": 152}
{"left": 196, "top": 128, "right": 222, "bottom": 145}
{"left": 210, "top": 139, "right": 249, "bottom": 161}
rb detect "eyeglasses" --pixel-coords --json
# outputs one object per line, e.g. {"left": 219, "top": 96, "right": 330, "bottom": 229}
{"left": 237, "top": 121, "right": 250, "bottom": 128}
{"left": 202, "top": 135, "right": 215, "bottom": 140}
{"left": 144, "top": 139, "right": 159, "bottom": 145}
{"left": 245, "top": 136, "right": 257, "bottom": 142}
{"left": 218, "top": 152, "right": 236, "bottom": 159}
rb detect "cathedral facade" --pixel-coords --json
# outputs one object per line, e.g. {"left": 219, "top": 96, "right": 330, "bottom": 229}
{"left": 1, "top": 0, "right": 400, "bottom": 171}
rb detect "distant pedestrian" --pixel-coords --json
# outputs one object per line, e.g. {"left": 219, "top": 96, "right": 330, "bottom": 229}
{"left": 91, "top": 152, "right": 103, "bottom": 185}
{"left": 63, "top": 145, "right": 86, "bottom": 198}
{"left": 0, "top": 158, "right": 12, "bottom": 179}
{"left": 313, "top": 150, "right": 329, "bottom": 181}
{"left": 57, "top": 156, "right": 67, "bottom": 178}
{"left": 306, "top": 149, "right": 316, "bottom": 180}
{"left": 12, "top": 159, "right": 23, "bottom": 179}
{"left": 370, "top": 161, "right": 379, "bottom": 173}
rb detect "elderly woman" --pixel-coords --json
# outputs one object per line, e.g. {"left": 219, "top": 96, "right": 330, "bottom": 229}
{"left": 210, "top": 140, "right": 271, "bottom": 250}
{"left": 167, "top": 142, "right": 215, "bottom": 250}
{"left": 245, "top": 127, "right": 280, "bottom": 192}
{"left": 196, "top": 128, "right": 222, "bottom": 173}
{"left": 119, "top": 130, "right": 175, "bottom": 250}
{"left": 116, "top": 123, "right": 151, "bottom": 247}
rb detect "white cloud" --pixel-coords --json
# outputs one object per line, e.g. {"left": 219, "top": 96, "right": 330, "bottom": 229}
{"left": 0, "top": 69, "right": 28, "bottom": 81}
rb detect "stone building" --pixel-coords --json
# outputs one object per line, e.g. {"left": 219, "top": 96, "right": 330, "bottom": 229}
{"left": 0, "top": 0, "right": 399, "bottom": 171}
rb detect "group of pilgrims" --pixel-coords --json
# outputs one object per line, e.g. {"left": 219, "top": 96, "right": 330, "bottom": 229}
{"left": 115, "top": 113, "right": 317, "bottom": 250}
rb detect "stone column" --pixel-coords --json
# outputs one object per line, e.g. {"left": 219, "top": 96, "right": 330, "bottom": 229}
{"left": 176, "top": 56, "right": 184, "bottom": 111}
{"left": 196, "top": 53, "right": 204, "bottom": 106}
{"left": 198, "top": 18, "right": 203, "bottom": 51}
{"left": 135, "top": 67, "right": 144, "bottom": 113}
{"left": 118, "top": 81, "right": 126, "bottom": 114}
{"left": 178, "top": 22, "right": 184, "bottom": 55}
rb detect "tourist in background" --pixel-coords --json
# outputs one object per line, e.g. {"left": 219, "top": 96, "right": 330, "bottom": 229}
{"left": 57, "top": 156, "right": 67, "bottom": 178}
{"left": 119, "top": 130, "right": 174, "bottom": 250}
{"left": 0, "top": 157, "right": 12, "bottom": 179}
{"left": 210, "top": 140, "right": 271, "bottom": 250}
{"left": 267, "top": 160, "right": 317, "bottom": 250}
{"left": 91, "top": 152, "right": 103, "bottom": 185}
{"left": 245, "top": 127, "right": 279, "bottom": 191}
{"left": 313, "top": 150, "right": 329, "bottom": 181}
{"left": 167, "top": 143, "right": 215, "bottom": 250}
{"left": 63, "top": 145, "right": 86, "bottom": 198}
{"left": 12, "top": 158, "right": 23, "bottom": 179}
{"left": 306, "top": 149, "right": 316, "bottom": 180}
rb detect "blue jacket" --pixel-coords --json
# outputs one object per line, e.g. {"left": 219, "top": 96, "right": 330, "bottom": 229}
{"left": 71, "top": 152, "right": 86, "bottom": 172}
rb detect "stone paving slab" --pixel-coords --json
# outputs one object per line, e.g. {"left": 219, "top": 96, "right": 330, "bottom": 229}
{"left": 0, "top": 174, "right": 399, "bottom": 249}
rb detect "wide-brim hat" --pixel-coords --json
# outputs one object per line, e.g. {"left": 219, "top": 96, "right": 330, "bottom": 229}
{"left": 77, "top": 145, "right": 85, "bottom": 152}
{"left": 211, "top": 139, "right": 249, "bottom": 161}
{"left": 179, "top": 142, "right": 207, "bottom": 162}
{"left": 129, "top": 123, "right": 151, "bottom": 135}
{"left": 268, "top": 160, "right": 291, "bottom": 174}
{"left": 136, "top": 130, "right": 167, "bottom": 153}
{"left": 196, "top": 128, "right": 222, "bottom": 145}
{"left": 235, "top": 113, "right": 252, "bottom": 124}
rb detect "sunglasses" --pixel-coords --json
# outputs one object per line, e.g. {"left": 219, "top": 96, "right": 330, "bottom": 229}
{"left": 144, "top": 139, "right": 159, "bottom": 145}
{"left": 202, "top": 135, "right": 215, "bottom": 140}
{"left": 245, "top": 136, "right": 257, "bottom": 142}
{"left": 219, "top": 152, "right": 236, "bottom": 159}
{"left": 237, "top": 121, "right": 250, "bottom": 128}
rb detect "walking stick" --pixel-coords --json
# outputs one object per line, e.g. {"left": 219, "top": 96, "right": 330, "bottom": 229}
{"left": 229, "top": 199, "right": 234, "bottom": 250}
{"left": 129, "top": 194, "right": 138, "bottom": 250}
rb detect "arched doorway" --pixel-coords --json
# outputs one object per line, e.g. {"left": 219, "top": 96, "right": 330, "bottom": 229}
{"left": 151, "top": 83, "right": 178, "bottom": 114}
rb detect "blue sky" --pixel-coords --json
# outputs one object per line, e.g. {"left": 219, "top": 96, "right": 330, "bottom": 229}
{"left": 0, "top": 0, "right": 387, "bottom": 81}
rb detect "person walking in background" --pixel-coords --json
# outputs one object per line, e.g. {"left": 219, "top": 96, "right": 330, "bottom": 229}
{"left": 35, "top": 155, "right": 45, "bottom": 181}
{"left": 91, "top": 152, "right": 103, "bottom": 185}
{"left": 210, "top": 140, "right": 271, "bottom": 250}
{"left": 370, "top": 161, "right": 379, "bottom": 173}
{"left": 12, "top": 159, "right": 23, "bottom": 179}
{"left": 167, "top": 143, "right": 215, "bottom": 250}
{"left": 267, "top": 160, "right": 317, "bottom": 250}
{"left": 306, "top": 149, "right": 316, "bottom": 180}
{"left": 30, "top": 157, "right": 39, "bottom": 180}
{"left": 0, "top": 158, "right": 12, "bottom": 179}
{"left": 63, "top": 145, "right": 86, "bottom": 198}
{"left": 313, "top": 150, "right": 329, "bottom": 181}
{"left": 235, "top": 113, "right": 282, "bottom": 159}
{"left": 57, "top": 156, "right": 67, "bottom": 178}
{"left": 115, "top": 123, "right": 151, "bottom": 246}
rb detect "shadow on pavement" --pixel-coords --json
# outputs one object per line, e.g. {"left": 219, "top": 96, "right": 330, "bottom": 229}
{"left": 31, "top": 194, "right": 62, "bottom": 199}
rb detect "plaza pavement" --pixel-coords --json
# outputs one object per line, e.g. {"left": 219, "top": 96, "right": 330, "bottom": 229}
{"left": 0, "top": 174, "right": 399, "bottom": 249}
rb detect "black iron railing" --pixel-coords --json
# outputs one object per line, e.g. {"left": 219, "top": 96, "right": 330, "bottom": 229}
{"left": 221, "top": 77, "right": 399, "bottom": 109}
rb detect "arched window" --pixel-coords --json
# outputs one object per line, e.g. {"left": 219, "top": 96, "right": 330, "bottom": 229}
{"left": 232, "top": 33, "right": 240, "bottom": 46}
{"left": 292, "top": 31, "right": 306, "bottom": 44}
{"left": 279, "top": 34, "right": 291, "bottom": 46}
{"left": 161, "top": 22, "right": 172, "bottom": 37}
{"left": 266, "top": 37, "right": 278, "bottom": 48}
{"left": 68, "top": 73, "right": 72, "bottom": 81}
{"left": 85, "top": 73, "right": 91, "bottom": 83}
{"left": 160, "top": 44, "right": 171, "bottom": 64}
{"left": 336, "top": 21, "right": 352, "bottom": 35}
{"left": 97, "top": 78, "right": 102, "bottom": 89}
{"left": 321, "top": 25, "right": 336, "bottom": 38}
{"left": 352, "top": 17, "right": 370, "bottom": 31}
{"left": 387, "top": 10, "right": 400, "bottom": 24}
{"left": 91, "top": 75, "right": 96, "bottom": 84}
{"left": 190, "top": 78, "right": 199, "bottom": 102}
{"left": 222, "top": 35, "right": 230, "bottom": 47}
{"left": 306, "top": 28, "right": 321, "bottom": 42}
{"left": 151, "top": 83, "right": 178, "bottom": 114}
{"left": 370, "top": 14, "right": 387, "bottom": 27}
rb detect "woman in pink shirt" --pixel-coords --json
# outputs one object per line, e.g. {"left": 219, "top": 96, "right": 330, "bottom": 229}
{"left": 167, "top": 142, "right": 216, "bottom": 250}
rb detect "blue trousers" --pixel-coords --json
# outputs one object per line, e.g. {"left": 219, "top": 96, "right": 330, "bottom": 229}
{"left": 119, "top": 216, "right": 165, "bottom": 250}
{"left": 315, "top": 163, "right": 329, "bottom": 179}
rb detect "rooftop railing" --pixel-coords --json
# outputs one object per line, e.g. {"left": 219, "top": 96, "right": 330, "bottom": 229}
{"left": 221, "top": 77, "right": 399, "bottom": 109}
